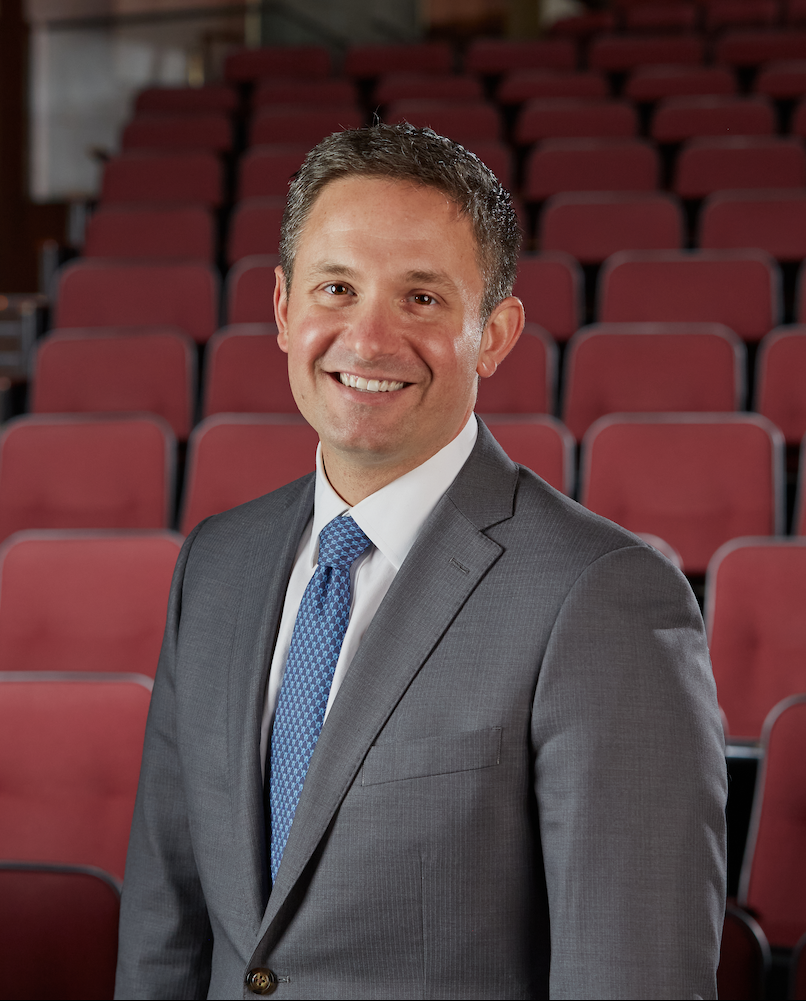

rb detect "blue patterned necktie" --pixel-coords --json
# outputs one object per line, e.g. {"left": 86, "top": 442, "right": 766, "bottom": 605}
{"left": 269, "top": 514, "right": 371, "bottom": 882}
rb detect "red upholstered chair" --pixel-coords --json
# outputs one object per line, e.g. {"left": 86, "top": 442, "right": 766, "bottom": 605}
{"left": 475, "top": 323, "right": 556, "bottom": 415}
{"left": 755, "top": 327, "right": 806, "bottom": 446}
{"left": 226, "top": 197, "right": 285, "bottom": 264}
{"left": 224, "top": 45, "right": 331, "bottom": 82}
{"left": 717, "top": 904, "right": 770, "bottom": 1001}
{"left": 83, "top": 204, "right": 214, "bottom": 263}
{"left": 250, "top": 105, "right": 364, "bottom": 147}
{"left": 0, "top": 861, "right": 121, "bottom": 1001}
{"left": 597, "top": 249, "right": 780, "bottom": 343}
{"left": 463, "top": 140, "right": 513, "bottom": 189}
{"left": 624, "top": 2, "right": 698, "bottom": 31}
{"left": 483, "top": 416, "right": 575, "bottom": 495}
{"left": 755, "top": 59, "right": 806, "bottom": 99}
{"left": 226, "top": 254, "right": 278, "bottom": 324}
{"left": 0, "top": 530, "right": 182, "bottom": 677}
{"left": 375, "top": 73, "right": 483, "bottom": 104}
{"left": 579, "top": 414, "right": 784, "bottom": 575}
{"left": 384, "top": 100, "right": 501, "bottom": 143}
{"left": 562, "top": 322, "right": 744, "bottom": 441}
{"left": 515, "top": 98, "right": 637, "bottom": 144}
{"left": 344, "top": 42, "right": 452, "bottom": 78}
{"left": 524, "top": 139, "right": 659, "bottom": 200}
{"left": 180, "top": 415, "right": 319, "bottom": 534}
{"left": 674, "top": 137, "right": 806, "bottom": 199}
{"left": 99, "top": 151, "right": 223, "bottom": 206}
{"left": 54, "top": 259, "right": 219, "bottom": 344}
{"left": 135, "top": 84, "right": 237, "bottom": 114}
{"left": 625, "top": 65, "right": 737, "bottom": 102}
{"left": 706, "top": 538, "right": 806, "bottom": 741}
{"left": 539, "top": 191, "right": 683, "bottom": 263}
{"left": 705, "top": 0, "right": 779, "bottom": 30}
{"left": 513, "top": 253, "right": 582, "bottom": 343}
{"left": 238, "top": 143, "right": 309, "bottom": 199}
{"left": 121, "top": 113, "right": 232, "bottom": 153}
{"left": 202, "top": 323, "right": 298, "bottom": 416}
{"left": 739, "top": 694, "right": 806, "bottom": 947}
{"left": 464, "top": 37, "right": 577, "bottom": 74}
{"left": 715, "top": 28, "right": 806, "bottom": 67}
{"left": 651, "top": 95, "right": 775, "bottom": 143}
{"left": 789, "top": 97, "right": 806, "bottom": 137}
{"left": 589, "top": 33, "right": 705, "bottom": 72}
{"left": 499, "top": 70, "right": 607, "bottom": 103}
{"left": 547, "top": 9, "right": 616, "bottom": 36}
{"left": 0, "top": 415, "right": 175, "bottom": 543}
{"left": 253, "top": 78, "right": 357, "bottom": 107}
{"left": 31, "top": 328, "right": 196, "bottom": 440}
{"left": 0, "top": 673, "right": 152, "bottom": 880}
{"left": 700, "top": 190, "right": 806, "bottom": 262}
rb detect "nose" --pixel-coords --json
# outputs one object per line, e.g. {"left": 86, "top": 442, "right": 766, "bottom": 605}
{"left": 342, "top": 293, "right": 402, "bottom": 365}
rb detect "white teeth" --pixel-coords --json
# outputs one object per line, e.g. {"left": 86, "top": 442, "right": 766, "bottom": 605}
{"left": 339, "top": 373, "right": 406, "bottom": 393}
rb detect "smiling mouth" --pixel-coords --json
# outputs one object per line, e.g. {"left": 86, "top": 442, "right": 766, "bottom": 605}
{"left": 338, "top": 373, "right": 407, "bottom": 393}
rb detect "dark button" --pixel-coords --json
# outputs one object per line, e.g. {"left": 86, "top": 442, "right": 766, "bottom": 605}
{"left": 246, "top": 968, "right": 278, "bottom": 995}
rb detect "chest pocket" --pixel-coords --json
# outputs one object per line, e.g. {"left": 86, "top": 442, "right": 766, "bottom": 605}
{"left": 361, "top": 727, "right": 502, "bottom": 786}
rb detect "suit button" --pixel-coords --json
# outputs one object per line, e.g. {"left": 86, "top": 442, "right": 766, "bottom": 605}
{"left": 246, "top": 968, "right": 277, "bottom": 994}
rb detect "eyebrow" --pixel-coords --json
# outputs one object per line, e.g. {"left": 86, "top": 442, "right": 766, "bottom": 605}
{"left": 308, "top": 262, "right": 459, "bottom": 292}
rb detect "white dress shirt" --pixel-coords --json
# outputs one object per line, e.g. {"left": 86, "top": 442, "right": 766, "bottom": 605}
{"left": 259, "top": 415, "right": 478, "bottom": 777}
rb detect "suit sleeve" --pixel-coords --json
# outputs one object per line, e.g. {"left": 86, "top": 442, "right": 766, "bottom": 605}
{"left": 531, "top": 544, "right": 727, "bottom": 1001}
{"left": 115, "top": 523, "right": 214, "bottom": 1001}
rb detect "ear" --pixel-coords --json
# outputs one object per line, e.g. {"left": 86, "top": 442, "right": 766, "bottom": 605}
{"left": 274, "top": 266, "right": 290, "bottom": 353}
{"left": 476, "top": 297, "right": 525, "bottom": 379}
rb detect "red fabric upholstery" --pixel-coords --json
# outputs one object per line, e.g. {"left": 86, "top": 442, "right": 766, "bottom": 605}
{"left": 134, "top": 85, "right": 237, "bottom": 114}
{"left": 0, "top": 675, "right": 152, "bottom": 880}
{"left": 515, "top": 98, "right": 637, "bottom": 143}
{"left": 55, "top": 259, "right": 219, "bottom": 344}
{"left": 0, "top": 862, "right": 120, "bottom": 1001}
{"left": 100, "top": 151, "right": 222, "bottom": 206}
{"left": 539, "top": 191, "right": 683, "bottom": 263}
{"left": 253, "top": 78, "right": 357, "bottom": 107}
{"left": 250, "top": 105, "right": 364, "bottom": 146}
{"left": 524, "top": 138, "right": 659, "bottom": 199}
{"left": 343, "top": 42, "right": 452, "bottom": 78}
{"left": 0, "top": 415, "right": 174, "bottom": 543}
{"left": 83, "top": 204, "right": 214, "bottom": 262}
{"left": 589, "top": 32, "right": 705, "bottom": 71}
{"left": 483, "top": 416, "right": 574, "bottom": 495}
{"left": 598, "top": 249, "right": 780, "bottom": 342}
{"left": 651, "top": 95, "right": 775, "bottom": 143}
{"left": 180, "top": 415, "right": 318, "bottom": 534}
{"left": 227, "top": 197, "right": 285, "bottom": 264}
{"left": 625, "top": 65, "right": 737, "bottom": 102}
{"left": 674, "top": 137, "right": 806, "bottom": 198}
{"left": 385, "top": 100, "right": 501, "bottom": 143}
{"left": 624, "top": 2, "right": 698, "bottom": 30}
{"left": 513, "top": 253, "right": 582, "bottom": 342}
{"left": 755, "top": 326, "right": 806, "bottom": 445}
{"left": 706, "top": 539, "right": 806, "bottom": 740}
{"left": 464, "top": 37, "right": 577, "bottom": 74}
{"left": 563, "top": 322, "right": 743, "bottom": 440}
{"left": 580, "top": 414, "right": 784, "bottom": 574}
{"left": 700, "top": 190, "right": 806, "bottom": 261}
{"left": 0, "top": 531, "right": 182, "bottom": 677}
{"left": 740, "top": 694, "right": 806, "bottom": 946}
{"left": 715, "top": 28, "right": 806, "bottom": 66}
{"left": 705, "top": 0, "right": 779, "bottom": 29}
{"left": 224, "top": 45, "right": 331, "bottom": 82}
{"left": 31, "top": 328, "right": 196, "bottom": 440}
{"left": 499, "top": 70, "right": 607, "bottom": 103}
{"left": 202, "top": 323, "right": 298, "bottom": 416}
{"left": 238, "top": 143, "right": 309, "bottom": 199}
{"left": 754, "top": 59, "right": 806, "bottom": 98}
{"left": 375, "top": 73, "right": 482, "bottom": 103}
{"left": 121, "top": 113, "right": 232, "bottom": 152}
{"left": 717, "top": 904, "right": 770, "bottom": 1001}
{"left": 226, "top": 255, "right": 278, "bottom": 324}
{"left": 475, "top": 324, "right": 555, "bottom": 415}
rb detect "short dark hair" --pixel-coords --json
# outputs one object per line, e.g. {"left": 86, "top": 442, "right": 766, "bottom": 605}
{"left": 279, "top": 123, "right": 521, "bottom": 325}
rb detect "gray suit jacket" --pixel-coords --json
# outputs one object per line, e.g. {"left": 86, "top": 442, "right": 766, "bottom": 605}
{"left": 115, "top": 422, "right": 727, "bottom": 1001}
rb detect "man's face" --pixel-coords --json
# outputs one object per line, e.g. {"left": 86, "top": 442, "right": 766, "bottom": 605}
{"left": 274, "top": 175, "right": 520, "bottom": 500}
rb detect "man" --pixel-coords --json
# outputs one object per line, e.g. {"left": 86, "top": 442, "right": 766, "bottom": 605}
{"left": 116, "top": 124, "right": 726, "bottom": 1000}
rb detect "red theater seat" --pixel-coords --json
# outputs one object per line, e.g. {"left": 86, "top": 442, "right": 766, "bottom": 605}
{"left": 475, "top": 324, "right": 556, "bottom": 415}
{"left": 705, "top": 0, "right": 779, "bottom": 30}
{"left": 598, "top": 249, "right": 780, "bottom": 342}
{"left": 250, "top": 105, "right": 363, "bottom": 147}
{"left": 0, "top": 530, "right": 182, "bottom": 677}
{"left": 715, "top": 28, "right": 806, "bottom": 66}
{"left": 253, "top": 78, "right": 357, "bottom": 107}
{"left": 464, "top": 37, "right": 577, "bottom": 74}
{"left": 238, "top": 144, "right": 309, "bottom": 199}
{"left": 524, "top": 139, "right": 659, "bottom": 200}
{"left": 624, "top": 2, "right": 699, "bottom": 31}
{"left": 651, "top": 95, "right": 775, "bottom": 143}
{"left": 55, "top": 259, "right": 219, "bottom": 344}
{"left": 0, "top": 673, "right": 152, "bottom": 880}
{"left": 580, "top": 414, "right": 784, "bottom": 575}
{"left": 483, "top": 416, "right": 575, "bottom": 495}
{"left": 513, "top": 253, "right": 582, "bottom": 342}
{"left": 202, "top": 323, "right": 298, "bottom": 416}
{"left": 0, "top": 415, "right": 174, "bottom": 543}
{"left": 539, "top": 191, "right": 683, "bottom": 263}
{"left": 626, "top": 65, "right": 737, "bottom": 102}
{"left": 385, "top": 100, "right": 501, "bottom": 143}
{"left": 227, "top": 197, "right": 285, "bottom": 264}
{"left": 706, "top": 539, "right": 806, "bottom": 741}
{"left": 700, "top": 190, "right": 806, "bottom": 261}
{"left": 562, "top": 322, "right": 743, "bottom": 440}
{"left": 499, "top": 70, "right": 607, "bottom": 103}
{"left": 515, "top": 98, "right": 637, "bottom": 144}
{"left": 121, "top": 114, "right": 232, "bottom": 152}
{"left": 135, "top": 84, "right": 237, "bottom": 114}
{"left": 375, "top": 73, "right": 483, "bottom": 103}
{"left": 674, "top": 137, "right": 806, "bottom": 198}
{"left": 226, "top": 255, "right": 278, "bottom": 325}
{"left": 180, "top": 415, "right": 318, "bottom": 534}
{"left": 717, "top": 904, "right": 770, "bottom": 1001}
{"left": 754, "top": 59, "right": 806, "bottom": 99}
{"left": 589, "top": 33, "right": 705, "bottom": 72}
{"left": 83, "top": 204, "right": 214, "bottom": 262}
{"left": 344, "top": 42, "right": 452, "bottom": 78}
{"left": 755, "top": 326, "right": 806, "bottom": 445}
{"left": 224, "top": 45, "right": 331, "bottom": 82}
{"left": 31, "top": 328, "right": 196, "bottom": 440}
{"left": 99, "top": 151, "right": 223, "bottom": 206}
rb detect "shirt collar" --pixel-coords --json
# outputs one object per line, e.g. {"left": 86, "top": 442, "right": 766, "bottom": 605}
{"left": 310, "top": 415, "right": 478, "bottom": 570}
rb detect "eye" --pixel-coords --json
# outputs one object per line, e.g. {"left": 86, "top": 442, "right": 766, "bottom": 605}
{"left": 412, "top": 293, "right": 437, "bottom": 306}
{"left": 323, "top": 283, "right": 352, "bottom": 296}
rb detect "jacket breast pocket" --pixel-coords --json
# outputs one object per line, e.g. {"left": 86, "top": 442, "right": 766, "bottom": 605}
{"left": 360, "top": 727, "right": 502, "bottom": 787}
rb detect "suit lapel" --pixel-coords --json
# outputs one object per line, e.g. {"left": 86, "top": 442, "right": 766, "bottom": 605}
{"left": 224, "top": 476, "right": 315, "bottom": 927}
{"left": 257, "top": 423, "right": 519, "bottom": 938}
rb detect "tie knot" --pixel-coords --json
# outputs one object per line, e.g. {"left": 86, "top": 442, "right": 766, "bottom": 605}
{"left": 317, "top": 515, "right": 371, "bottom": 569}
